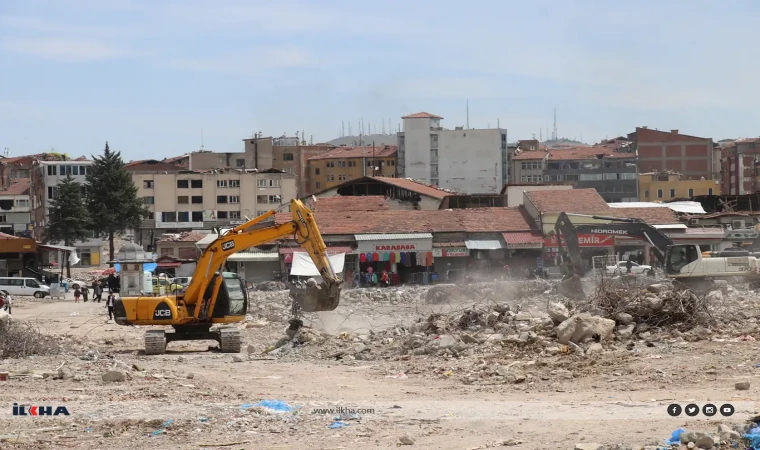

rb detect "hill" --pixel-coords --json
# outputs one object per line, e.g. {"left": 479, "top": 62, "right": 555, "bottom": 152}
{"left": 328, "top": 134, "right": 398, "bottom": 147}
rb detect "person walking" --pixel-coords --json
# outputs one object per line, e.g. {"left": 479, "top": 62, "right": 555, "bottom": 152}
{"left": 625, "top": 257, "right": 633, "bottom": 274}
{"left": 74, "top": 287, "right": 81, "bottom": 303}
{"left": 380, "top": 270, "right": 390, "bottom": 287}
{"left": 81, "top": 285, "right": 89, "bottom": 302}
{"left": 4, "top": 293, "right": 12, "bottom": 314}
{"left": 106, "top": 292, "right": 116, "bottom": 321}
{"left": 93, "top": 281, "right": 102, "bottom": 302}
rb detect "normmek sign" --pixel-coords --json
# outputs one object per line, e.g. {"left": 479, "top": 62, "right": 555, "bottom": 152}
{"left": 543, "top": 234, "right": 614, "bottom": 247}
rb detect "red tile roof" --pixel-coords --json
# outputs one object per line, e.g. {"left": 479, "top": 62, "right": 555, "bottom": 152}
{"left": 164, "top": 154, "right": 190, "bottom": 164}
{"left": 0, "top": 178, "right": 30, "bottom": 195}
{"left": 275, "top": 207, "right": 536, "bottom": 235}
{"left": 312, "top": 196, "right": 389, "bottom": 212}
{"left": 502, "top": 231, "right": 543, "bottom": 245}
{"left": 525, "top": 188, "right": 610, "bottom": 214}
{"left": 513, "top": 146, "right": 634, "bottom": 161}
{"left": 308, "top": 145, "right": 397, "bottom": 161}
{"left": 610, "top": 207, "right": 679, "bottom": 224}
{"left": 402, "top": 112, "right": 443, "bottom": 119}
{"left": 0, "top": 232, "right": 19, "bottom": 239}
{"left": 372, "top": 176, "right": 453, "bottom": 199}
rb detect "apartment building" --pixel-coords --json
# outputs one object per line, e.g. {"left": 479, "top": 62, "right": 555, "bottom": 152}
{"left": 397, "top": 112, "right": 508, "bottom": 194}
{"left": 30, "top": 159, "right": 104, "bottom": 265}
{"left": 511, "top": 146, "right": 638, "bottom": 203}
{"left": 638, "top": 171, "right": 717, "bottom": 201}
{"left": 0, "top": 178, "right": 32, "bottom": 237}
{"left": 630, "top": 127, "right": 718, "bottom": 181}
{"left": 127, "top": 160, "right": 297, "bottom": 250}
{"left": 307, "top": 145, "right": 397, "bottom": 193}
{"left": 721, "top": 138, "right": 760, "bottom": 195}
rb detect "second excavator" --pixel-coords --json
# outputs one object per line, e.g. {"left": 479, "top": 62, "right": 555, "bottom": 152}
{"left": 112, "top": 199, "right": 343, "bottom": 355}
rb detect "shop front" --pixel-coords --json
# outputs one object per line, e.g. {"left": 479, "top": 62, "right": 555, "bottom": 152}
{"left": 355, "top": 233, "right": 433, "bottom": 285}
{"left": 432, "top": 242, "right": 470, "bottom": 282}
{"left": 0, "top": 233, "right": 36, "bottom": 277}
{"left": 502, "top": 232, "right": 544, "bottom": 277}
{"left": 463, "top": 239, "right": 505, "bottom": 276}
{"left": 543, "top": 233, "right": 614, "bottom": 273}
{"left": 228, "top": 249, "right": 281, "bottom": 285}
{"left": 279, "top": 245, "right": 355, "bottom": 283}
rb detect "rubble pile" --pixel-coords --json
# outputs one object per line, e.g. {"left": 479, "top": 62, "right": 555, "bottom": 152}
{"left": 0, "top": 313, "right": 66, "bottom": 358}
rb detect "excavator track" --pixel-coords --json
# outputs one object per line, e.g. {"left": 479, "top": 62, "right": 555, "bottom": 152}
{"left": 219, "top": 327, "right": 241, "bottom": 353}
{"left": 144, "top": 330, "right": 167, "bottom": 355}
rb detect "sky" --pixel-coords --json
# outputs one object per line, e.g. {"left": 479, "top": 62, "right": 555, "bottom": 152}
{"left": 2, "top": 0, "right": 760, "bottom": 161}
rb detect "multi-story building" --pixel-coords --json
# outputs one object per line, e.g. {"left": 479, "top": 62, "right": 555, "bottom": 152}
{"left": 126, "top": 160, "right": 297, "bottom": 250}
{"left": 510, "top": 146, "right": 638, "bottom": 203}
{"left": 30, "top": 159, "right": 104, "bottom": 266}
{"left": 307, "top": 145, "right": 397, "bottom": 193}
{"left": 163, "top": 136, "right": 333, "bottom": 196}
{"left": 721, "top": 138, "right": 760, "bottom": 195}
{"left": 638, "top": 171, "right": 718, "bottom": 201}
{"left": 0, "top": 178, "right": 32, "bottom": 237}
{"left": 629, "top": 127, "right": 718, "bottom": 181}
{"left": 397, "top": 112, "right": 508, "bottom": 194}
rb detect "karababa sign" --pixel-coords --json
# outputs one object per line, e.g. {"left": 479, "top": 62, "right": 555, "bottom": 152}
{"left": 544, "top": 234, "right": 614, "bottom": 247}
{"left": 153, "top": 302, "right": 173, "bottom": 320}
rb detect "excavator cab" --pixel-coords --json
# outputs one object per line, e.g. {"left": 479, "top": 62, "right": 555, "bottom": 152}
{"left": 665, "top": 244, "right": 701, "bottom": 275}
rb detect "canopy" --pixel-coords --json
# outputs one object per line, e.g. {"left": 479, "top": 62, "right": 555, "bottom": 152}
{"left": 115, "top": 262, "right": 157, "bottom": 273}
{"left": 289, "top": 252, "right": 345, "bottom": 276}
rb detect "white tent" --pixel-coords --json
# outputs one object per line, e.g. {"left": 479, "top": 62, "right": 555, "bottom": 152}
{"left": 289, "top": 252, "right": 345, "bottom": 276}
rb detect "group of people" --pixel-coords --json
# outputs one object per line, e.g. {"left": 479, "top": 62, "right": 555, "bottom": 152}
{"left": 72, "top": 280, "right": 117, "bottom": 320}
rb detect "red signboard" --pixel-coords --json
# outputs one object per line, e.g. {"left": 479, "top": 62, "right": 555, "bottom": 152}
{"left": 543, "top": 234, "right": 614, "bottom": 248}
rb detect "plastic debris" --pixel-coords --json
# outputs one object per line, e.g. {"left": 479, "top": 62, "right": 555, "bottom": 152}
{"left": 665, "top": 428, "right": 685, "bottom": 445}
{"left": 241, "top": 400, "right": 293, "bottom": 412}
{"left": 151, "top": 419, "right": 173, "bottom": 437}
{"left": 79, "top": 349, "right": 100, "bottom": 361}
{"left": 69, "top": 312, "right": 79, "bottom": 316}
{"left": 334, "top": 413, "right": 360, "bottom": 421}
{"left": 329, "top": 420, "right": 348, "bottom": 429}
{"left": 744, "top": 425, "right": 760, "bottom": 449}
{"left": 385, "top": 372, "right": 408, "bottom": 379}
{"left": 199, "top": 418, "right": 209, "bottom": 423}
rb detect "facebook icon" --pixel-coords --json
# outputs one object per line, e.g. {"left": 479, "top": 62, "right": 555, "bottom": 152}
{"left": 667, "top": 404, "right": 682, "bottom": 417}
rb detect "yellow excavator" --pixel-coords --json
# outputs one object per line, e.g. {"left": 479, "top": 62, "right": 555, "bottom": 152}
{"left": 112, "top": 199, "right": 343, "bottom": 355}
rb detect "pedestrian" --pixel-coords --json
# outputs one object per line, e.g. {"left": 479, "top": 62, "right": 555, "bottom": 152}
{"left": 626, "top": 257, "right": 633, "bottom": 274}
{"left": 93, "top": 280, "right": 102, "bottom": 302}
{"left": 4, "top": 293, "right": 12, "bottom": 314}
{"left": 106, "top": 292, "right": 116, "bottom": 320}
{"left": 380, "top": 270, "right": 390, "bottom": 287}
{"left": 81, "top": 285, "right": 89, "bottom": 302}
{"left": 74, "top": 287, "right": 81, "bottom": 303}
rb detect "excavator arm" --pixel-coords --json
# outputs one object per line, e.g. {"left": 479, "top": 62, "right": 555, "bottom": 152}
{"left": 181, "top": 199, "right": 343, "bottom": 319}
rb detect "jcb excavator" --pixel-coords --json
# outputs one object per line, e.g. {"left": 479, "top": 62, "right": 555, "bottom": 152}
{"left": 554, "top": 212, "right": 760, "bottom": 295}
{"left": 113, "top": 199, "right": 343, "bottom": 355}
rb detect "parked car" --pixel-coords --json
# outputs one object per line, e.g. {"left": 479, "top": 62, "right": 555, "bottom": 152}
{"left": 606, "top": 261, "right": 652, "bottom": 275}
{"left": 152, "top": 277, "right": 182, "bottom": 295}
{"left": 0, "top": 277, "right": 50, "bottom": 298}
{"left": 173, "top": 276, "right": 193, "bottom": 287}
{"left": 62, "top": 278, "right": 87, "bottom": 291}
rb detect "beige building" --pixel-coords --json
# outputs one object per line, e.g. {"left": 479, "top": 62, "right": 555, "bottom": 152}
{"left": 126, "top": 160, "right": 297, "bottom": 251}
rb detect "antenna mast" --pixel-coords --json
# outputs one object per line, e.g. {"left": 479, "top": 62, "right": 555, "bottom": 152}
{"left": 201, "top": 129, "right": 204, "bottom": 150}
{"left": 553, "top": 108, "right": 557, "bottom": 141}
{"left": 466, "top": 100, "right": 470, "bottom": 129}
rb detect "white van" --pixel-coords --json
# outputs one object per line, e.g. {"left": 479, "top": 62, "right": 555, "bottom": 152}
{"left": 0, "top": 277, "right": 50, "bottom": 298}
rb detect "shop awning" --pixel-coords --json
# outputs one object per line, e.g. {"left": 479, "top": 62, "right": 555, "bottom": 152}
{"left": 502, "top": 232, "right": 543, "bottom": 249}
{"left": 279, "top": 246, "right": 353, "bottom": 255}
{"left": 156, "top": 261, "right": 182, "bottom": 268}
{"left": 464, "top": 240, "right": 503, "bottom": 250}
{"left": 38, "top": 243, "right": 76, "bottom": 252}
{"left": 228, "top": 249, "right": 279, "bottom": 262}
{"left": 354, "top": 233, "right": 433, "bottom": 241}
{"left": 433, "top": 242, "right": 466, "bottom": 248}
{"left": 652, "top": 224, "right": 687, "bottom": 230}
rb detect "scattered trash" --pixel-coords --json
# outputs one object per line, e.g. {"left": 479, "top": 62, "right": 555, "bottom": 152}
{"left": 665, "top": 428, "right": 685, "bottom": 445}
{"left": 386, "top": 372, "right": 408, "bottom": 379}
{"left": 80, "top": 349, "right": 100, "bottom": 361}
{"left": 745, "top": 425, "right": 760, "bottom": 450}
{"left": 241, "top": 400, "right": 293, "bottom": 412}
{"left": 69, "top": 312, "right": 79, "bottom": 316}
{"left": 334, "top": 412, "right": 360, "bottom": 421}
{"left": 199, "top": 417, "right": 209, "bottom": 423}
{"left": 151, "top": 419, "right": 173, "bottom": 437}
{"left": 329, "top": 420, "right": 348, "bottom": 429}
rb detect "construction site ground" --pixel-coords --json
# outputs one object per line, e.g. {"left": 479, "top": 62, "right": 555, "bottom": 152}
{"left": 1, "top": 280, "right": 759, "bottom": 450}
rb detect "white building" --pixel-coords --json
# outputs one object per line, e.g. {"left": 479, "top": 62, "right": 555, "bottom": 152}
{"left": 397, "top": 112, "right": 508, "bottom": 194}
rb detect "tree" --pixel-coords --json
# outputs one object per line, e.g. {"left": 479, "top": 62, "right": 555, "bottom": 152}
{"left": 44, "top": 175, "right": 91, "bottom": 278}
{"left": 86, "top": 142, "right": 149, "bottom": 266}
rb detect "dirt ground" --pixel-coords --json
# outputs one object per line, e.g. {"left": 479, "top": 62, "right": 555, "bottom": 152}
{"left": 1, "top": 281, "right": 759, "bottom": 450}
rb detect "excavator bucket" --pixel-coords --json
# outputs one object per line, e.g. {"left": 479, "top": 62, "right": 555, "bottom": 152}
{"left": 289, "top": 278, "right": 342, "bottom": 312}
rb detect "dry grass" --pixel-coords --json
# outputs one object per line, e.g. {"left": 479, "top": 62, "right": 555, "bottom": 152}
{"left": 0, "top": 320, "right": 62, "bottom": 358}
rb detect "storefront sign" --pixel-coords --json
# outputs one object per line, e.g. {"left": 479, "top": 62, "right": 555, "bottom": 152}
{"left": 374, "top": 243, "right": 417, "bottom": 251}
{"left": 508, "top": 242, "right": 543, "bottom": 250}
{"left": 543, "top": 234, "right": 614, "bottom": 248}
{"left": 433, "top": 247, "right": 469, "bottom": 257}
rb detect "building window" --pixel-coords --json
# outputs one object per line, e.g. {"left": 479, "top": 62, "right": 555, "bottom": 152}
{"left": 161, "top": 212, "right": 177, "bottom": 222}
{"left": 657, "top": 189, "right": 663, "bottom": 198}
{"left": 269, "top": 179, "right": 280, "bottom": 187}
{"left": 348, "top": 161, "right": 356, "bottom": 167}
{"left": 327, "top": 175, "right": 334, "bottom": 181}
{"left": 143, "top": 180, "right": 154, "bottom": 188}
{"left": 190, "top": 180, "right": 202, "bottom": 188}
{"left": 177, "top": 179, "right": 189, "bottom": 188}
{"left": 229, "top": 196, "right": 239, "bottom": 203}
{"left": 688, "top": 188, "right": 694, "bottom": 197}
{"left": 544, "top": 174, "right": 564, "bottom": 182}
{"left": 708, "top": 188, "right": 714, "bottom": 195}
{"left": 257, "top": 195, "right": 267, "bottom": 204}
{"left": 177, "top": 196, "right": 189, "bottom": 204}
{"left": 579, "top": 174, "right": 603, "bottom": 181}
{"left": 217, "top": 179, "right": 228, "bottom": 188}
{"left": 337, "top": 161, "right": 345, "bottom": 168}
{"left": 520, "top": 175, "right": 543, "bottom": 183}
{"left": 177, "top": 211, "right": 189, "bottom": 222}
{"left": 268, "top": 195, "right": 281, "bottom": 203}
{"left": 217, "top": 195, "right": 227, "bottom": 203}
{"left": 47, "top": 186, "right": 58, "bottom": 200}
{"left": 72, "top": 166, "right": 79, "bottom": 176}
{"left": 0, "top": 214, "right": 6, "bottom": 223}
{"left": 389, "top": 160, "right": 395, "bottom": 166}
{"left": 236, "top": 159, "right": 245, "bottom": 168}
{"left": 147, "top": 212, "right": 154, "bottom": 219}
{"left": 338, "top": 175, "right": 347, "bottom": 181}
{"left": 670, "top": 189, "right": 676, "bottom": 198}
{"left": 191, "top": 211, "right": 203, "bottom": 222}
{"left": 565, "top": 174, "right": 579, "bottom": 181}
{"left": 257, "top": 179, "right": 267, "bottom": 187}
{"left": 191, "top": 196, "right": 202, "bottom": 204}
{"left": 315, "top": 168, "right": 320, "bottom": 175}
{"left": 520, "top": 161, "right": 542, "bottom": 170}
{"left": 644, "top": 190, "right": 649, "bottom": 198}
{"left": 603, "top": 173, "right": 618, "bottom": 180}
{"left": 620, "top": 172, "right": 637, "bottom": 180}
{"left": 229, "top": 179, "right": 239, "bottom": 187}
{"left": 47, "top": 166, "right": 56, "bottom": 176}
{"left": 15, "top": 199, "right": 28, "bottom": 207}
{"left": 217, "top": 211, "right": 228, "bottom": 219}
{"left": 315, "top": 182, "right": 321, "bottom": 189}
{"left": 283, "top": 153, "right": 294, "bottom": 161}
{"left": 143, "top": 196, "right": 154, "bottom": 204}
{"left": 326, "top": 162, "right": 334, "bottom": 168}
{"left": 229, "top": 211, "right": 240, "bottom": 219}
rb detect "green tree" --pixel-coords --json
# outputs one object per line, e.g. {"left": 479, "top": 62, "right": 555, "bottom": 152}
{"left": 86, "top": 142, "right": 149, "bottom": 266}
{"left": 44, "top": 175, "right": 91, "bottom": 278}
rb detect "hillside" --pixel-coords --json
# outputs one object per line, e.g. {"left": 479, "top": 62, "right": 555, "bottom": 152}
{"left": 328, "top": 134, "right": 398, "bottom": 147}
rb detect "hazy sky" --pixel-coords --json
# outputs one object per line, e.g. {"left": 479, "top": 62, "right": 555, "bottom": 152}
{"left": 1, "top": 0, "right": 758, "bottom": 160}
